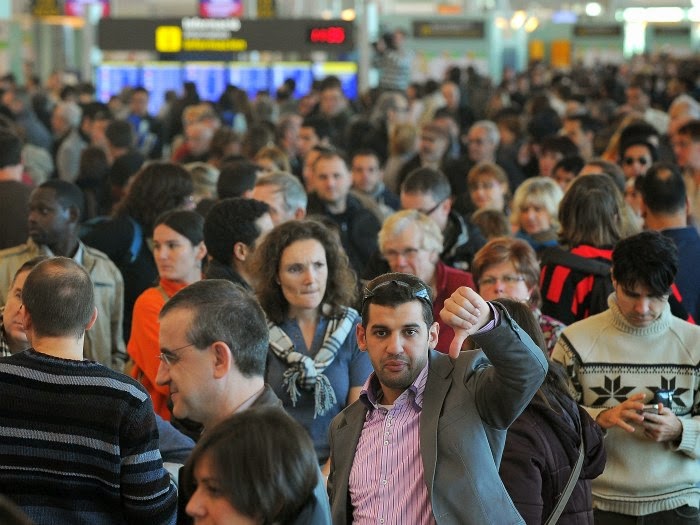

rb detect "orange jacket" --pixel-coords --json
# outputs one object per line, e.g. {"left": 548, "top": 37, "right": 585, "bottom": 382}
{"left": 127, "top": 278, "right": 188, "bottom": 420}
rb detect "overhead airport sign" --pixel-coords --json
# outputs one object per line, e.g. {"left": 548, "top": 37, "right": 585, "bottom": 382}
{"left": 412, "top": 20, "right": 485, "bottom": 39}
{"left": 573, "top": 25, "right": 622, "bottom": 37}
{"left": 98, "top": 18, "right": 354, "bottom": 54}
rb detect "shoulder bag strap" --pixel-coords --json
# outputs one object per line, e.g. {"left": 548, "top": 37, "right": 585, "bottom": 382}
{"left": 544, "top": 423, "right": 585, "bottom": 525}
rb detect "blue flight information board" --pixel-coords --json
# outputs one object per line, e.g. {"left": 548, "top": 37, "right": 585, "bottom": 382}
{"left": 183, "top": 62, "right": 228, "bottom": 104}
{"left": 270, "top": 62, "right": 313, "bottom": 98}
{"left": 229, "top": 64, "right": 270, "bottom": 99}
{"left": 141, "top": 62, "right": 183, "bottom": 116}
{"left": 95, "top": 61, "right": 359, "bottom": 114}
{"left": 312, "top": 62, "right": 358, "bottom": 100}
{"left": 96, "top": 63, "right": 141, "bottom": 104}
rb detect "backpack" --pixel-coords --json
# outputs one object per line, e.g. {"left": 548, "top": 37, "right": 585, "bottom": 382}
{"left": 541, "top": 247, "right": 614, "bottom": 318}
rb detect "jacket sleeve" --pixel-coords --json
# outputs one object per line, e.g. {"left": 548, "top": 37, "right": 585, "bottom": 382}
{"left": 111, "top": 267, "right": 127, "bottom": 371}
{"left": 120, "top": 394, "right": 177, "bottom": 524}
{"left": 499, "top": 418, "right": 545, "bottom": 525}
{"left": 468, "top": 303, "right": 548, "bottom": 429}
{"left": 127, "top": 291, "right": 170, "bottom": 397}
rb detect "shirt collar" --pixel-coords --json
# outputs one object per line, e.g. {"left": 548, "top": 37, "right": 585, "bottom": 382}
{"left": 40, "top": 241, "right": 84, "bottom": 265}
{"left": 360, "top": 362, "right": 429, "bottom": 411}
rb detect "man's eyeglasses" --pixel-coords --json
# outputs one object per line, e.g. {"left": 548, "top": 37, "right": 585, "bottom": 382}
{"left": 417, "top": 197, "right": 448, "bottom": 216}
{"left": 382, "top": 247, "right": 422, "bottom": 261}
{"left": 623, "top": 157, "right": 649, "bottom": 166}
{"left": 361, "top": 279, "right": 432, "bottom": 313}
{"left": 478, "top": 275, "right": 526, "bottom": 287}
{"left": 158, "top": 342, "right": 197, "bottom": 367}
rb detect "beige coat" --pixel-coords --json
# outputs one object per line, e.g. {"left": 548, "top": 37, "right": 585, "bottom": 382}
{"left": 0, "top": 239, "right": 126, "bottom": 371}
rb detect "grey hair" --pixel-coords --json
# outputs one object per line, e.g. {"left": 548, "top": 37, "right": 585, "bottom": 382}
{"left": 255, "top": 171, "right": 308, "bottom": 213}
{"left": 470, "top": 120, "right": 500, "bottom": 147}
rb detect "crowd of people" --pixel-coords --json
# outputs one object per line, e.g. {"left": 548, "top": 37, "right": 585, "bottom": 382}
{"left": 0, "top": 48, "right": 699, "bottom": 524}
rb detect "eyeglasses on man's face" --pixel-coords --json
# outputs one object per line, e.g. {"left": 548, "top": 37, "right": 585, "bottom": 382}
{"left": 158, "top": 342, "right": 197, "bottom": 367}
{"left": 382, "top": 247, "right": 423, "bottom": 261}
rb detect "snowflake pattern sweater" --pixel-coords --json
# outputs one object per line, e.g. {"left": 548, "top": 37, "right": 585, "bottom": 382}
{"left": 552, "top": 294, "right": 700, "bottom": 516}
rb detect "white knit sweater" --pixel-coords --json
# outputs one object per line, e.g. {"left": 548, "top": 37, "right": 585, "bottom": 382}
{"left": 552, "top": 294, "right": 700, "bottom": 516}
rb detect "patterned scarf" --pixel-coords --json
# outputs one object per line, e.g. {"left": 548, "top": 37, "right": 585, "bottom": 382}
{"left": 268, "top": 304, "right": 358, "bottom": 418}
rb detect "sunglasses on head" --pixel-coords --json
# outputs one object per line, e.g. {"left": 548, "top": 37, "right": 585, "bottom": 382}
{"left": 361, "top": 279, "right": 432, "bottom": 313}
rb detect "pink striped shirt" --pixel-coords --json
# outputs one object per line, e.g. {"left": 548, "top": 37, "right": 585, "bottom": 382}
{"left": 348, "top": 364, "right": 435, "bottom": 525}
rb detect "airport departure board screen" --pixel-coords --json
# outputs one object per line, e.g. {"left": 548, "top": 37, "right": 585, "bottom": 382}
{"left": 96, "top": 63, "right": 141, "bottom": 104}
{"left": 270, "top": 62, "right": 313, "bottom": 98}
{"left": 142, "top": 62, "right": 183, "bottom": 116}
{"left": 229, "top": 64, "right": 270, "bottom": 99}
{"left": 183, "top": 62, "right": 228, "bottom": 103}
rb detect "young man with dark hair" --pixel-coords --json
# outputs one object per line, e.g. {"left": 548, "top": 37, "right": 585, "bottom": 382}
{"left": 400, "top": 167, "right": 486, "bottom": 272}
{"left": 0, "top": 257, "right": 177, "bottom": 524}
{"left": 350, "top": 148, "right": 400, "bottom": 218}
{"left": 562, "top": 114, "right": 598, "bottom": 160}
{"left": 552, "top": 230, "right": 700, "bottom": 523}
{"left": 640, "top": 162, "right": 700, "bottom": 322}
{"left": 0, "top": 180, "right": 126, "bottom": 371}
{"left": 328, "top": 272, "right": 546, "bottom": 524}
{"left": 105, "top": 119, "right": 145, "bottom": 200}
{"left": 307, "top": 149, "right": 381, "bottom": 276}
{"left": 203, "top": 197, "right": 273, "bottom": 288}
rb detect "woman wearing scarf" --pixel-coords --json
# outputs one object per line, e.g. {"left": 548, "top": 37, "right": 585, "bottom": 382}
{"left": 253, "top": 219, "right": 373, "bottom": 474}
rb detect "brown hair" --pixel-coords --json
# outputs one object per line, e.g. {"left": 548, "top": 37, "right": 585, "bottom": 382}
{"left": 253, "top": 219, "right": 357, "bottom": 324}
{"left": 472, "top": 237, "right": 542, "bottom": 307}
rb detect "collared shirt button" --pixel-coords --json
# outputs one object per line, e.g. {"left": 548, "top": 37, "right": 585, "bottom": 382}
{"left": 383, "top": 440, "right": 389, "bottom": 445}
{"left": 380, "top": 519, "right": 385, "bottom": 524}
{"left": 382, "top": 479, "right": 388, "bottom": 485}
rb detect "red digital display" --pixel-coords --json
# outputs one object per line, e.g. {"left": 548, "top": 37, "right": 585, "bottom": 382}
{"left": 309, "top": 27, "right": 346, "bottom": 45}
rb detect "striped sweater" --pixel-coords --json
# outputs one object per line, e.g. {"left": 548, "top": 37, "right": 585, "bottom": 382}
{"left": 0, "top": 349, "right": 177, "bottom": 525}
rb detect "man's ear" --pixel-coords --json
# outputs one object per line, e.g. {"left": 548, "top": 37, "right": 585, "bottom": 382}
{"left": 428, "top": 321, "right": 439, "bottom": 350}
{"left": 85, "top": 307, "right": 98, "bottom": 331}
{"left": 232, "top": 242, "right": 249, "bottom": 263}
{"left": 356, "top": 323, "right": 367, "bottom": 352}
{"left": 442, "top": 197, "right": 453, "bottom": 214}
{"left": 21, "top": 305, "right": 32, "bottom": 334}
{"left": 194, "top": 241, "right": 207, "bottom": 263}
{"left": 211, "top": 341, "right": 232, "bottom": 379}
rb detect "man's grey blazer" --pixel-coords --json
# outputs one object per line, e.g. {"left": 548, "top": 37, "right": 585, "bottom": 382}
{"left": 327, "top": 304, "right": 548, "bottom": 524}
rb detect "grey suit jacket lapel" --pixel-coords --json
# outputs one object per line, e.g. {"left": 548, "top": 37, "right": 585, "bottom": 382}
{"left": 420, "top": 351, "right": 454, "bottom": 500}
{"left": 333, "top": 400, "right": 367, "bottom": 517}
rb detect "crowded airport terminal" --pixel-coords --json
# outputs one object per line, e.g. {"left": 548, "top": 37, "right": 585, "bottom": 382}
{"left": 0, "top": 0, "right": 699, "bottom": 523}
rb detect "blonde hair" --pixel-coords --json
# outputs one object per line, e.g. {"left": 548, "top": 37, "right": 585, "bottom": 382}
{"left": 510, "top": 176, "right": 563, "bottom": 229}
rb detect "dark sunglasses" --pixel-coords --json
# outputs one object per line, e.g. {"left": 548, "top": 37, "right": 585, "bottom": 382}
{"left": 623, "top": 157, "right": 649, "bottom": 166}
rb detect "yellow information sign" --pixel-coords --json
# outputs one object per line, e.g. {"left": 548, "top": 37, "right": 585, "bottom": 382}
{"left": 156, "top": 26, "right": 182, "bottom": 53}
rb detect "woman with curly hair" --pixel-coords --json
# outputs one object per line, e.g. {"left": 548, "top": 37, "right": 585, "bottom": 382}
{"left": 252, "top": 219, "right": 372, "bottom": 474}
{"left": 82, "top": 162, "right": 194, "bottom": 340}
